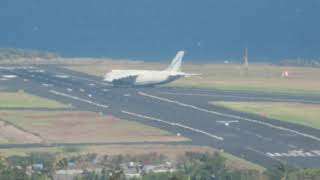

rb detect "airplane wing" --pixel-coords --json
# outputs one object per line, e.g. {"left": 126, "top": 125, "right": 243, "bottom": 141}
{"left": 112, "top": 75, "right": 138, "bottom": 85}
{"left": 184, "top": 73, "right": 202, "bottom": 77}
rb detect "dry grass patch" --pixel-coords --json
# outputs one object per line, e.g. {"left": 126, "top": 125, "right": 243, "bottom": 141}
{"left": 65, "top": 60, "right": 320, "bottom": 95}
{"left": 0, "top": 111, "right": 188, "bottom": 144}
{"left": 173, "top": 64, "right": 320, "bottom": 95}
{"left": 0, "top": 121, "right": 42, "bottom": 144}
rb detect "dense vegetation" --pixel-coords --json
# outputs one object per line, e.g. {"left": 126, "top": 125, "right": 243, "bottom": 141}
{"left": 0, "top": 152, "right": 319, "bottom": 180}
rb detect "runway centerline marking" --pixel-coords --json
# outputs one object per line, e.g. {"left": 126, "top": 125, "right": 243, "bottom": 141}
{"left": 122, "top": 110, "right": 224, "bottom": 141}
{"left": 49, "top": 90, "right": 109, "bottom": 108}
{"left": 138, "top": 91, "right": 320, "bottom": 142}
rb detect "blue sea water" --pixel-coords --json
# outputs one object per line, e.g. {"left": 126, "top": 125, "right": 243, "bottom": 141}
{"left": 0, "top": 0, "right": 319, "bottom": 62}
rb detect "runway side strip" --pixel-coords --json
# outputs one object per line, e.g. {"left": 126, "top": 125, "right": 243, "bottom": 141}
{"left": 49, "top": 90, "right": 109, "bottom": 108}
{"left": 158, "top": 92, "right": 320, "bottom": 104}
{"left": 138, "top": 92, "right": 320, "bottom": 142}
{"left": 121, "top": 110, "right": 224, "bottom": 141}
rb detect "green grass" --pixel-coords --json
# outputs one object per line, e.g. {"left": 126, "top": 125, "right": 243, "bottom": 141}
{"left": 211, "top": 101, "right": 320, "bottom": 129}
{"left": 0, "top": 92, "right": 67, "bottom": 108}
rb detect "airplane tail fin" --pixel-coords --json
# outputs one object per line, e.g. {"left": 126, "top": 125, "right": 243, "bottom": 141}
{"left": 166, "top": 51, "right": 184, "bottom": 72}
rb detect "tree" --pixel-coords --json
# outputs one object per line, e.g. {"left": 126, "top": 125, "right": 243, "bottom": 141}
{"left": 265, "top": 161, "right": 295, "bottom": 180}
{"left": 55, "top": 157, "right": 68, "bottom": 170}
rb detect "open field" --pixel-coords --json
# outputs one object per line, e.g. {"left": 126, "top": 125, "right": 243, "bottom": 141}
{"left": 0, "top": 144, "right": 264, "bottom": 172}
{"left": 211, "top": 101, "right": 320, "bottom": 129}
{"left": 64, "top": 60, "right": 320, "bottom": 96}
{"left": 0, "top": 91, "right": 67, "bottom": 108}
{"left": 0, "top": 111, "right": 188, "bottom": 144}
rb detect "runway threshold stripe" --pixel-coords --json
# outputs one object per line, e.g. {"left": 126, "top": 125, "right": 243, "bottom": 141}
{"left": 49, "top": 90, "right": 109, "bottom": 108}
{"left": 121, "top": 110, "right": 224, "bottom": 141}
{"left": 139, "top": 91, "right": 320, "bottom": 142}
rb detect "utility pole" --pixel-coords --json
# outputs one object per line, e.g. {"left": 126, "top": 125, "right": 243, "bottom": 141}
{"left": 243, "top": 47, "right": 249, "bottom": 76}
{"left": 244, "top": 47, "right": 249, "bottom": 67}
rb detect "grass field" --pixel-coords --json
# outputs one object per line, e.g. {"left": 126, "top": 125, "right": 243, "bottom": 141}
{"left": 0, "top": 111, "right": 188, "bottom": 144}
{"left": 211, "top": 101, "right": 320, "bottom": 129}
{"left": 64, "top": 60, "right": 320, "bottom": 96}
{"left": 0, "top": 92, "right": 67, "bottom": 108}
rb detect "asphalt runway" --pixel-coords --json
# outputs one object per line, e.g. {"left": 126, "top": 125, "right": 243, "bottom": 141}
{"left": 1, "top": 64, "right": 320, "bottom": 168}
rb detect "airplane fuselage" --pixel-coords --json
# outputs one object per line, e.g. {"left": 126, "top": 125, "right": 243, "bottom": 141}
{"left": 103, "top": 51, "right": 197, "bottom": 87}
{"left": 104, "top": 70, "right": 186, "bottom": 87}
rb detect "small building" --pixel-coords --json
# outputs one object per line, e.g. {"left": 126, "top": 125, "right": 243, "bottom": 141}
{"left": 282, "top": 71, "right": 289, "bottom": 78}
{"left": 32, "top": 163, "right": 44, "bottom": 171}
{"left": 143, "top": 164, "right": 176, "bottom": 174}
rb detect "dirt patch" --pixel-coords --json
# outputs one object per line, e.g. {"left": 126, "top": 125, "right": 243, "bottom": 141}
{"left": 0, "top": 121, "right": 42, "bottom": 143}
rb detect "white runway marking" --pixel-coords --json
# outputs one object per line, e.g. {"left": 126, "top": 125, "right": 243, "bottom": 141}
{"left": 55, "top": 75, "right": 69, "bottom": 78}
{"left": 67, "top": 88, "right": 73, "bottom": 92}
{"left": 0, "top": 66, "right": 34, "bottom": 70}
{"left": 139, "top": 92, "right": 320, "bottom": 142}
{"left": 158, "top": 92, "right": 320, "bottom": 104}
{"left": 49, "top": 90, "right": 108, "bottom": 108}
{"left": 42, "top": 84, "right": 53, "bottom": 87}
{"left": 2, "top": 75, "right": 17, "bottom": 79}
{"left": 122, "top": 110, "right": 224, "bottom": 141}
{"left": 29, "top": 69, "right": 45, "bottom": 73}
{"left": 266, "top": 150, "right": 320, "bottom": 157}
{"left": 216, "top": 120, "right": 239, "bottom": 124}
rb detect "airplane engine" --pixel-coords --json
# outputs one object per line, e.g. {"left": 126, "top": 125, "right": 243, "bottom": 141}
{"left": 134, "top": 73, "right": 169, "bottom": 86}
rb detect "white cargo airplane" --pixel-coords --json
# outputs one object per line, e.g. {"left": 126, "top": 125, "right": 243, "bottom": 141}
{"left": 104, "top": 51, "right": 198, "bottom": 87}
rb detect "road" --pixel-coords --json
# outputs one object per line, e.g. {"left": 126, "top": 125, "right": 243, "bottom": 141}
{"left": 1, "top": 64, "right": 320, "bottom": 168}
